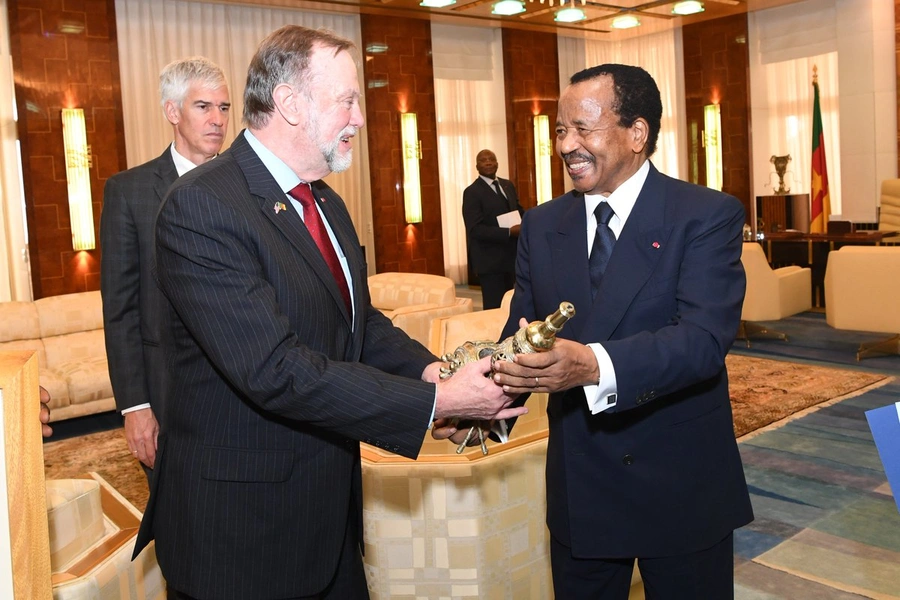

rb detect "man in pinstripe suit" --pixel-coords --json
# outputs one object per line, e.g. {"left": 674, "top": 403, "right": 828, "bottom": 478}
{"left": 133, "top": 26, "right": 525, "bottom": 600}
{"left": 100, "top": 58, "right": 231, "bottom": 473}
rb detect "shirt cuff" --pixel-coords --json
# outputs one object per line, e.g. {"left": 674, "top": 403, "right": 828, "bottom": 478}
{"left": 583, "top": 342, "right": 618, "bottom": 414}
{"left": 121, "top": 403, "right": 151, "bottom": 415}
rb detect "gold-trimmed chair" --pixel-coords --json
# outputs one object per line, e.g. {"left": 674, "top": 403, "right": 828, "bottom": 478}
{"left": 737, "top": 242, "right": 812, "bottom": 345}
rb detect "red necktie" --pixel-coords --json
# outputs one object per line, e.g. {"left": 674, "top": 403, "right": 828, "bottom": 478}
{"left": 287, "top": 183, "right": 352, "bottom": 314}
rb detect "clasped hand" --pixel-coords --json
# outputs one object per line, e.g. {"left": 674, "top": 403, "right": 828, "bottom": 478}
{"left": 430, "top": 355, "right": 525, "bottom": 446}
{"left": 490, "top": 318, "right": 600, "bottom": 394}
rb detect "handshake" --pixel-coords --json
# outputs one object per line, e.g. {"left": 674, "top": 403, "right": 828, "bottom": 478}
{"left": 429, "top": 302, "right": 575, "bottom": 454}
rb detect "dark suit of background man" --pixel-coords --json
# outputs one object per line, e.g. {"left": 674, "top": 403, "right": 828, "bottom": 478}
{"left": 100, "top": 57, "right": 231, "bottom": 472}
{"left": 133, "top": 25, "right": 524, "bottom": 600}
{"left": 462, "top": 149, "right": 524, "bottom": 309}
{"left": 451, "top": 64, "right": 754, "bottom": 598}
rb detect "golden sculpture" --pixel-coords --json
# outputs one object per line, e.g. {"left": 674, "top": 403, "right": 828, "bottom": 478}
{"left": 440, "top": 302, "right": 576, "bottom": 454}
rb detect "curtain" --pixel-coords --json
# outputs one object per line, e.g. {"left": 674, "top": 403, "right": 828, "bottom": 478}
{"left": 0, "top": 0, "right": 31, "bottom": 301}
{"left": 557, "top": 29, "right": 687, "bottom": 185}
{"left": 114, "top": 0, "right": 375, "bottom": 271}
{"left": 749, "top": 2, "right": 841, "bottom": 216}
{"left": 432, "top": 24, "right": 508, "bottom": 284}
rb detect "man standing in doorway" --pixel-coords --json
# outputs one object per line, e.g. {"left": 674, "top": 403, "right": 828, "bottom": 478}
{"left": 462, "top": 149, "right": 524, "bottom": 309}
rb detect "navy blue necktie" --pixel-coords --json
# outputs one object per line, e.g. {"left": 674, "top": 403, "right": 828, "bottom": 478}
{"left": 589, "top": 202, "right": 616, "bottom": 300}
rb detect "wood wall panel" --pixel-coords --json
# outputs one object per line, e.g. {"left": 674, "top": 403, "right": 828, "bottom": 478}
{"left": 360, "top": 13, "right": 444, "bottom": 275}
{"left": 683, "top": 14, "right": 752, "bottom": 222}
{"left": 501, "top": 28, "right": 564, "bottom": 210}
{"left": 7, "top": 0, "right": 126, "bottom": 299}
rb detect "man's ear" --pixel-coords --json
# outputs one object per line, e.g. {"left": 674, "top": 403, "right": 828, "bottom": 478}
{"left": 164, "top": 100, "right": 180, "bottom": 126}
{"left": 273, "top": 83, "right": 303, "bottom": 127}
{"left": 630, "top": 118, "right": 649, "bottom": 155}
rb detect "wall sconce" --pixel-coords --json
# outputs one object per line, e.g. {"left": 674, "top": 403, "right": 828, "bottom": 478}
{"left": 533, "top": 115, "right": 552, "bottom": 204}
{"left": 61, "top": 108, "right": 95, "bottom": 250}
{"left": 702, "top": 103, "right": 723, "bottom": 191}
{"left": 400, "top": 112, "right": 423, "bottom": 224}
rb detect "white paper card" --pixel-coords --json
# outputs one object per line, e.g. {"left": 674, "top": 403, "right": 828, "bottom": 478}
{"left": 497, "top": 210, "right": 521, "bottom": 228}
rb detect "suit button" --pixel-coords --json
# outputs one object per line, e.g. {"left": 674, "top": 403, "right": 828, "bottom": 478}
{"left": 636, "top": 397, "right": 644, "bottom": 405}
{"left": 622, "top": 454, "right": 634, "bottom": 465}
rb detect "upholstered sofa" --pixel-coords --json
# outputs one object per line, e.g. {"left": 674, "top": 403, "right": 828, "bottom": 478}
{"left": 824, "top": 246, "right": 900, "bottom": 359}
{"left": 0, "top": 291, "right": 112, "bottom": 421}
{"left": 368, "top": 272, "right": 473, "bottom": 347}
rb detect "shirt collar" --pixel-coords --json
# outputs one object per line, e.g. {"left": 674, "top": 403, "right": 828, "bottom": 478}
{"left": 583, "top": 159, "right": 650, "bottom": 226}
{"left": 479, "top": 174, "right": 499, "bottom": 187}
{"left": 169, "top": 143, "right": 203, "bottom": 177}
{"left": 243, "top": 129, "right": 304, "bottom": 193}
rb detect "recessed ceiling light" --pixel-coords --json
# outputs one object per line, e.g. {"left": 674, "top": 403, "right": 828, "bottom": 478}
{"left": 420, "top": 0, "right": 456, "bottom": 7}
{"left": 672, "top": 1, "right": 704, "bottom": 16}
{"left": 492, "top": 0, "right": 526, "bottom": 16}
{"left": 555, "top": 7, "right": 586, "bottom": 22}
{"left": 610, "top": 14, "right": 640, "bottom": 29}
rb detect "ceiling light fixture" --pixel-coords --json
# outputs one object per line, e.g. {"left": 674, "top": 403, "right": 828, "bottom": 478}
{"left": 672, "top": 1, "right": 704, "bottom": 15}
{"left": 555, "top": 0, "right": 585, "bottom": 22}
{"left": 492, "top": 0, "right": 526, "bottom": 16}
{"left": 610, "top": 14, "right": 640, "bottom": 29}
{"left": 528, "top": 0, "right": 587, "bottom": 7}
{"left": 420, "top": 0, "right": 456, "bottom": 7}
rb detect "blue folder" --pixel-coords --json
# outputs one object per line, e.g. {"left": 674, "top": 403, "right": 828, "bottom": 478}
{"left": 866, "top": 402, "right": 900, "bottom": 515}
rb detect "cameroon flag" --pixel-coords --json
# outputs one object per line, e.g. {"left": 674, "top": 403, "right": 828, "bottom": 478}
{"left": 810, "top": 76, "right": 831, "bottom": 233}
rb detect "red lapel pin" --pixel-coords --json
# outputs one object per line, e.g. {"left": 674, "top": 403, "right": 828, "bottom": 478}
{"left": 652, "top": 241, "right": 660, "bottom": 249}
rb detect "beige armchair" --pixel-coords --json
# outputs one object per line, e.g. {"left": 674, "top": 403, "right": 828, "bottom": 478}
{"left": 825, "top": 246, "right": 900, "bottom": 359}
{"left": 368, "top": 272, "right": 473, "bottom": 346}
{"left": 878, "top": 179, "right": 900, "bottom": 232}
{"left": 428, "top": 289, "right": 513, "bottom": 356}
{"left": 738, "top": 242, "right": 812, "bottom": 344}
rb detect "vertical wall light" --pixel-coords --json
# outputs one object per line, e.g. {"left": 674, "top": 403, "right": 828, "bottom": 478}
{"left": 400, "top": 112, "right": 423, "bottom": 224}
{"left": 61, "top": 108, "right": 95, "bottom": 250}
{"left": 702, "top": 103, "right": 723, "bottom": 191}
{"left": 533, "top": 115, "right": 552, "bottom": 204}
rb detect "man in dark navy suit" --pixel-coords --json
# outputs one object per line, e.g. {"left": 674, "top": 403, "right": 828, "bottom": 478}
{"left": 462, "top": 149, "right": 524, "bottom": 309}
{"left": 134, "top": 26, "right": 524, "bottom": 600}
{"left": 439, "top": 64, "right": 753, "bottom": 599}
{"left": 100, "top": 57, "right": 231, "bottom": 472}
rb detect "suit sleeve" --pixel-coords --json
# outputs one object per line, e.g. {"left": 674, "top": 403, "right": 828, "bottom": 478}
{"left": 602, "top": 197, "right": 746, "bottom": 411}
{"left": 100, "top": 176, "right": 149, "bottom": 412}
{"left": 155, "top": 184, "right": 434, "bottom": 453}
{"left": 463, "top": 184, "right": 514, "bottom": 243}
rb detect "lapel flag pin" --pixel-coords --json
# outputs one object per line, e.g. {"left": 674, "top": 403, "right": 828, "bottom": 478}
{"left": 652, "top": 241, "right": 660, "bottom": 249}
{"left": 274, "top": 201, "right": 287, "bottom": 214}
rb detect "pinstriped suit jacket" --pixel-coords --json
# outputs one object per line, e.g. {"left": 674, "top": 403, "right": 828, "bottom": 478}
{"left": 100, "top": 148, "right": 178, "bottom": 419}
{"left": 133, "top": 132, "right": 438, "bottom": 599}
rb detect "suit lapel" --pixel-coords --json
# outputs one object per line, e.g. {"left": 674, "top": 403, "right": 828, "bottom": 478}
{"left": 231, "top": 135, "right": 353, "bottom": 327}
{"left": 549, "top": 192, "right": 593, "bottom": 319}
{"left": 588, "top": 163, "right": 672, "bottom": 341}
{"left": 153, "top": 147, "right": 179, "bottom": 202}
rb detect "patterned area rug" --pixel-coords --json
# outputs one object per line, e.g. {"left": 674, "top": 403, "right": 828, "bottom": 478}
{"left": 41, "top": 355, "right": 887, "bottom": 513}
{"left": 727, "top": 354, "right": 888, "bottom": 438}
{"left": 735, "top": 379, "right": 900, "bottom": 599}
